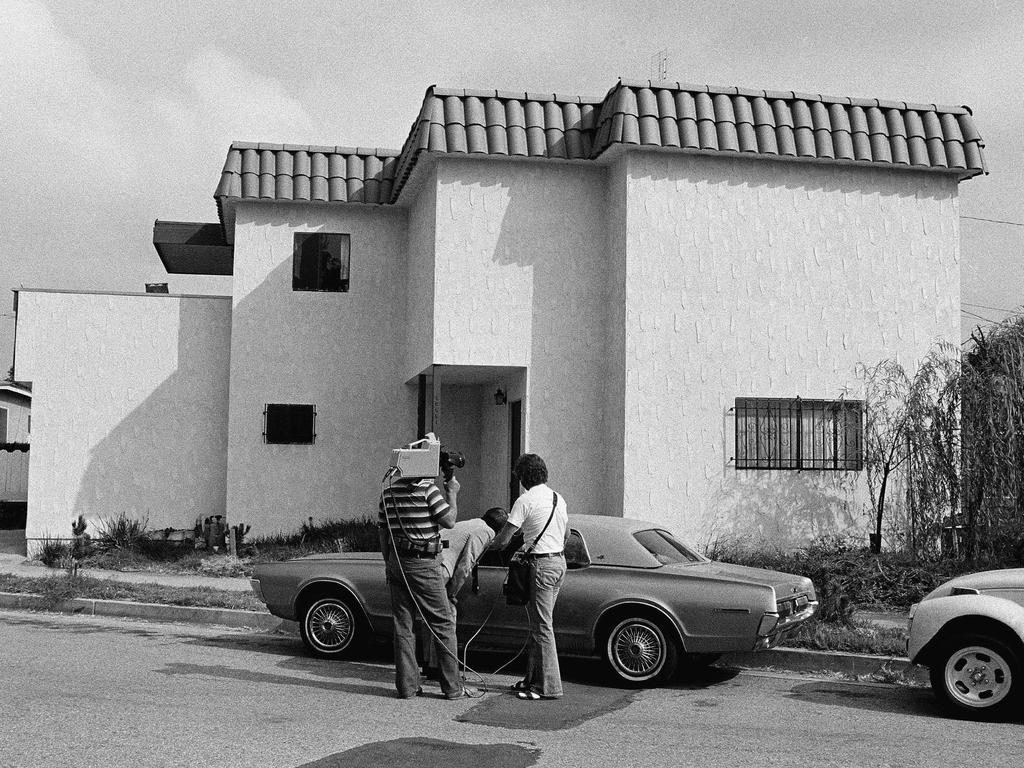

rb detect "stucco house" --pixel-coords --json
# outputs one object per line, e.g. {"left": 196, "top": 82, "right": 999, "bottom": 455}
{"left": 13, "top": 79, "right": 985, "bottom": 551}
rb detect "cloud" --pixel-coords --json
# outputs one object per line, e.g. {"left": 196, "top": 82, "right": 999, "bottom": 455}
{"left": 0, "top": 0, "right": 322, "bottom": 364}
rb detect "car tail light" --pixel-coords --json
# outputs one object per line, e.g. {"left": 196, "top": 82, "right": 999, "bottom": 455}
{"left": 757, "top": 613, "right": 779, "bottom": 636}
{"left": 777, "top": 599, "right": 794, "bottom": 617}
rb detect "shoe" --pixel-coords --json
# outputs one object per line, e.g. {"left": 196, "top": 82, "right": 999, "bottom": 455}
{"left": 515, "top": 690, "right": 541, "bottom": 700}
{"left": 445, "top": 686, "right": 480, "bottom": 699}
{"left": 510, "top": 679, "right": 530, "bottom": 692}
{"left": 397, "top": 687, "right": 424, "bottom": 699}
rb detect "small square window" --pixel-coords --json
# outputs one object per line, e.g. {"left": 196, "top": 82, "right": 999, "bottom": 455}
{"left": 264, "top": 404, "right": 316, "bottom": 444}
{"left": 293, "top": 233, "right": 350, "bottom": 292}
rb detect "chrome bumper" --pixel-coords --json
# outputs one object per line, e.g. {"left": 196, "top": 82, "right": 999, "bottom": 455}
{"left": 755, "top": 601, "right": 818, "bottom": 649}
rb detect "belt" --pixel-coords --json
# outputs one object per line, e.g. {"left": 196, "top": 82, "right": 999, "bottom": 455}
{"left": 399, "top": 551, "right": 437, "bottom": 559}
{"left": 524, "top": 551, "right": 563, "bottom": 559}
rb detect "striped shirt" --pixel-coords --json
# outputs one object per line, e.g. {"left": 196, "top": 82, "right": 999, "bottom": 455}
{"left": 378, "top": 477, "right": 451, "bottom": 542}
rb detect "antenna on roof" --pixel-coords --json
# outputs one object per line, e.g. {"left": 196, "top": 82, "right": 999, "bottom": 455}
{"left": 649, "top": 49, "right": 668, "bottom": 82}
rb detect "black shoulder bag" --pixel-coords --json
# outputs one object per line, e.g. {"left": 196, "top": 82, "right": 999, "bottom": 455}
{"left": 503, "top": 492, "right": 558, "bottom": 606}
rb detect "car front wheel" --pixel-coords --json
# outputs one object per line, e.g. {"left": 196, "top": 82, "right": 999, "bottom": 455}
{"left": 929, "top": 633, "right": 1021, "bottom": 719}
{"left": 605, "top": 617, "right": 678, "bottom": 686}
{"left": 300, "top": 595, "right": 361, "bottom": 659}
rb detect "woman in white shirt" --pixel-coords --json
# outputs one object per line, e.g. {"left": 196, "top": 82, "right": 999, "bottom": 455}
{"left": 490, "top": 453, "right": 569, "bottom": 699}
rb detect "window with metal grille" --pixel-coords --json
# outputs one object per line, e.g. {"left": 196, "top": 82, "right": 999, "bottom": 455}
{"left": 264, "top": 404, "right": 316, "bottom": 444}
{"left": 293, "top": 233, "right": 350, "bottom": 292}
{"left": 734, "top": 397, "right": 863, "bottom": 470}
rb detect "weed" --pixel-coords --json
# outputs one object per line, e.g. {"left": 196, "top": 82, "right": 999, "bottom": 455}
{"left": 94, "top": 513, "right": 150, "bottom": 551}
{"left": 36, "top": 537, "right": 71, "bottom": 568}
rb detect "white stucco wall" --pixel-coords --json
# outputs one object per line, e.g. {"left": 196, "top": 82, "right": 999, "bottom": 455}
{"left": 14, "top": 290, "right": 231, "bottom": 541}
{"left": 226, "top": 202, "right": 416, "bottom": 534}
{"left": 406, "top": 167, "right": 437, "bottom": 381}
{"left": 618, "top": 151, "right": 961, "bottom": 547}
{"left": 432, "top": 158, "right": 613, "bottom": 518}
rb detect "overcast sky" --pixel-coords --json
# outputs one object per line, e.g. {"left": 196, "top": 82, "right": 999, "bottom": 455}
{"left": 2, "top": 0, "right": 1022, "bottom": 371}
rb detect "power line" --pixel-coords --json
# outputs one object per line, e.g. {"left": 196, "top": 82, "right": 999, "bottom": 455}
{"left": 962, "top": 301, "right": 1022, "bottom": 314}
{"left": 961, "top": 215, "right": 1024, "bottom": 227}
{"left": 961, "top": 309, "right": 997, "bottom": 324}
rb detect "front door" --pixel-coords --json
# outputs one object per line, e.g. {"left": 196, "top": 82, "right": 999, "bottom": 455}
{"left": 508, "top": 399, "right": 521, "bottom": 509}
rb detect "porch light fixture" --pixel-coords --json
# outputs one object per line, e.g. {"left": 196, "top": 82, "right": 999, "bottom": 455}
{"left": 494, "top": 388, "right": 507, "bottom": 406}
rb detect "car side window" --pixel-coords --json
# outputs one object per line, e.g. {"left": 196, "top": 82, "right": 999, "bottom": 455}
{"left": 565, "top": 529, "right": 591, "bottom": 570}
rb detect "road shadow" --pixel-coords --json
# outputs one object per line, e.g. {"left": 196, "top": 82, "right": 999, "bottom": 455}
{"left": 0, "top": 613, "right": 162, "bottom": 639}
{"left": 786, "top": 681, "right": 968, "bottom": 722}
{"left": 154, "top": 660, "right": 397, "bottom": 699}
{"left": 293, "top": 738, "right": 540, "bottom": 768}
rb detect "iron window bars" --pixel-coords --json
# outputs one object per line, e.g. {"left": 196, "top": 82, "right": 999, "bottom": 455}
{"left": 293, "top": 233, "right": 350, "bottom": 292}
{"left": 734, "top": 397, "right": 863, "bottom": 470}
{"left": 264, "top": 404, "right": 317, "bottom": 444}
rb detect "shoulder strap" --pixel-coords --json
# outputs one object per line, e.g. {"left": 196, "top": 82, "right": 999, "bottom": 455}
{"left": 524, "top": 492, "right": 558, "bottom": 555}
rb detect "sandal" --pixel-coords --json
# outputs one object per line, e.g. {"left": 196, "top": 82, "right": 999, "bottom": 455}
{"left": 515, "top": 690, "right": 541, "bottom": 700}
{"left": 510, "top": 680, "right": 530, "bottom": 692}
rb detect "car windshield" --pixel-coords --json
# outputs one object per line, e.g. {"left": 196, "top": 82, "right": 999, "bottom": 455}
{"left": 633, "top": 529, "right": 705, "bottom": 565}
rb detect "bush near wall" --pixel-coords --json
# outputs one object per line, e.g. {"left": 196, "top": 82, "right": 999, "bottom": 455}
{"left": 707, "top": 536, "right": 980, "bottom": 623}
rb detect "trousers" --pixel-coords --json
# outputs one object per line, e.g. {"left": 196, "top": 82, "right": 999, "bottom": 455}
{"left": 385, "top": 552, "right": 462, "bottom": 698}
{"left": 523, "top": 554, "right": 567, "bottom": 697}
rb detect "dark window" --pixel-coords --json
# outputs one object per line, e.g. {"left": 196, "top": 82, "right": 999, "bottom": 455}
{"left": 264, "top": 404, "right": 316, "bottom": 444}
{"left": 633, "top": 529, "right": 705, "bottom": 565}
{"left": 734, "top": 397, "right": 863, "bottom": 470}
{"left": 293, "top": 233, "right": 350, "bottom": 292}
{"left": 0, "top": 408, "right": 6, "bottom": 443}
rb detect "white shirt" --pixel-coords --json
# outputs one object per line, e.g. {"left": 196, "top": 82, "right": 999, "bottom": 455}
{"left": 508, "top": 483, "right": 567, "bottom": 555}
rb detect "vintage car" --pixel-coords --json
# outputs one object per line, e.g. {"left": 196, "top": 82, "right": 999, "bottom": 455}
{"left": 251, "top": 515, "right": 818, "bottom": 685}
{"left": 907, "top": 568, "right": 1024, "bottom": 719}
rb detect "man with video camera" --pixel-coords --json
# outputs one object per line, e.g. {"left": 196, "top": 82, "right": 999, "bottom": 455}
{"left": 378, "top": 444, "right": 468, "bottom": 699}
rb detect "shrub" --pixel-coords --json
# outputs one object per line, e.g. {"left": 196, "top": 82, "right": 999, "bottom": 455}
{"left": 249, "top": 516, "right": 380, "bottom": 558}
{"left": 36, "top": 537, "right": 70, "bottom": 568}
{"left": 706, "top": 534, "right": 971, "bottom": 622}
{"left": 94, "top": 513, "right": 150, "bottom": 551}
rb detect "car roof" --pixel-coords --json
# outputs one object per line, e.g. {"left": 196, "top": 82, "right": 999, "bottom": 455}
{"left": 568, "top": 514, "right": 668, "bottom": 568}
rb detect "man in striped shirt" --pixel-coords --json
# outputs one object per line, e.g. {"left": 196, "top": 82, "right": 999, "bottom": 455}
{"left": 378, "top": 471, "right": 464, "bottom": 699}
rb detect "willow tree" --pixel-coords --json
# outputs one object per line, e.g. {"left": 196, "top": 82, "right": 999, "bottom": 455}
{"left": 859, "top": 346, "right": 960, "bottom": 556}
{"left": 959, "top": 317, "right": 1024, "bottom": 563}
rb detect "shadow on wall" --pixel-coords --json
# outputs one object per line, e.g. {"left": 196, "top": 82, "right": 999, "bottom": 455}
{"left": 72, "top": 298, "right": 230, "bottom": 531}
{"left": 476, "top": 161, "right": 614, "bottom": 518}
{"left": 705, "top": 468, "right": 865, "bottom": 551}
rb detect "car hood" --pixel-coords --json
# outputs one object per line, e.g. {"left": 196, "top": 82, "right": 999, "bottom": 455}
{"left": 922, "top": 568, "right": 1024, "bottom": 601}
{"left": 662, "top": 561, "right": 815, "bottom": 596}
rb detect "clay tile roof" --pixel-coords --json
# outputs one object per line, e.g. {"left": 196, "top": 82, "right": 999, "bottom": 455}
{"left": 214, "top": 79, "right": 986, "bottom": 224}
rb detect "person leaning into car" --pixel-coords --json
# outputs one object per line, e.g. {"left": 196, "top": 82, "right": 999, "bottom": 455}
{"left": 378, "top": 465, "right": 467, "bottom": 700}
{"left": 489, "top": 453, "right": 570, "bottom": 700}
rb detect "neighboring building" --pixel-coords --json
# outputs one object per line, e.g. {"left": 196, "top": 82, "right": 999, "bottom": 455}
{"left": 0, "top": 382, "right": 31, "bottom": 529}
{"left": 14, "top": 79, "right": 986, "bottom": 550}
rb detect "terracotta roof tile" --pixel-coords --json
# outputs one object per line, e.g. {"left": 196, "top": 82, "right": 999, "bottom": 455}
{"left": 214, "top": 79, "right": 985, "bottom": 220}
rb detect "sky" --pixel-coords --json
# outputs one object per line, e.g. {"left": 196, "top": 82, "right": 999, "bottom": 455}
{"left": 2, "top": 0, "right": 1022, "bottom": 372}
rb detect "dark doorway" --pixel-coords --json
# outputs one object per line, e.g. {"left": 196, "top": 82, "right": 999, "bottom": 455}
{"left": 508, "top": 399, "right": 522, "bottom": 509}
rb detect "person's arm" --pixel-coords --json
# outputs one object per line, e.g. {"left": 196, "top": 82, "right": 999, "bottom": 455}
{"left": 426, "top": 481, "right": 457, "bottom": 530}
{"left": 440, "top": 475, "right": 459, "bottom": 526}
{"left": 489, "top": 521, "right": 520, "bottom": 551}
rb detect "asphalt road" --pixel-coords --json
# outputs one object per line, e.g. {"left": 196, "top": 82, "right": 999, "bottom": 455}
{"left": 1, "top": 610, "right": 1021, "bottom": 768}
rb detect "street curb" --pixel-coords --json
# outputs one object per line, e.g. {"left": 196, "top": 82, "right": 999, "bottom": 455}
{"left": 0, "top": 591, "right": 286, "bottom": 631}
{"left": 0, "top": 591, "right": 929, "bottom": 684}
{"left": 720, "top": 647, "right": 929, "bottom": 685}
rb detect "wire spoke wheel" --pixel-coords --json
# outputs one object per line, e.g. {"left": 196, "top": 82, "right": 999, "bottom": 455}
{"left": 303, "top": 597, "right": 356, "bottom": 655}
{"left": 943, "top": 645, "right": 1014, "bottom": 709}
{"left": 606, "top": 617, "right": 675, "bottom": 684}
